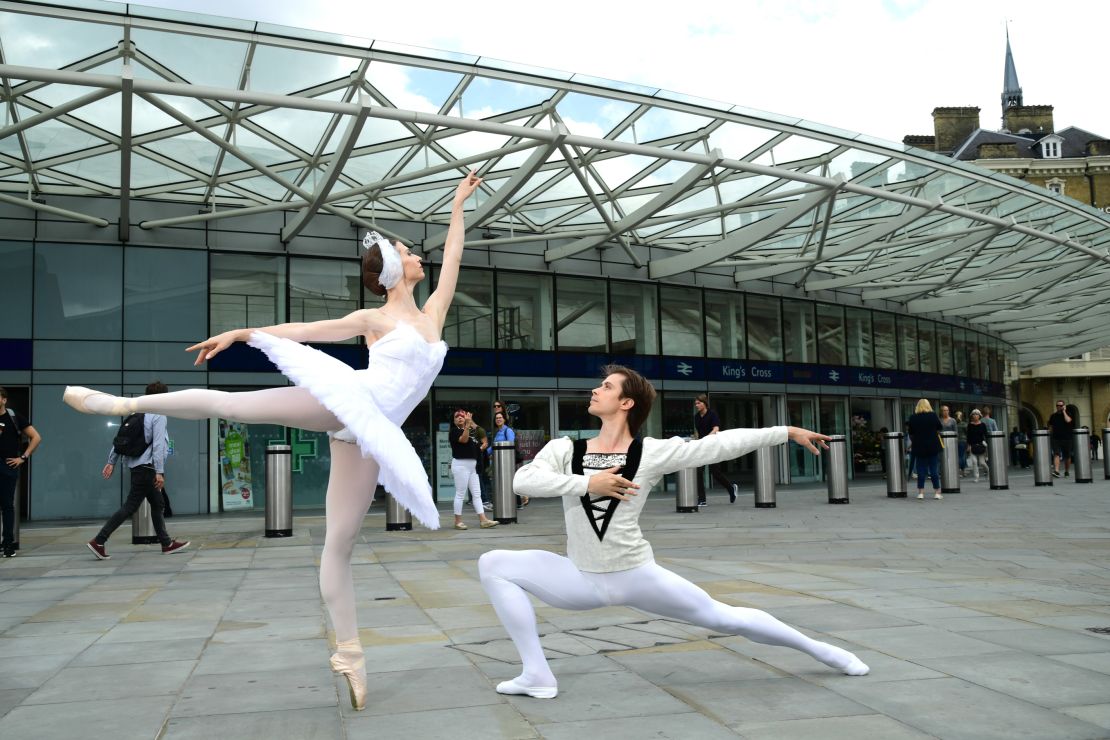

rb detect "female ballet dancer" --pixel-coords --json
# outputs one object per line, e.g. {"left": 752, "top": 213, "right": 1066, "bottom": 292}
{"left": 63, "top": 171, "right": 483, "bottom": 711}
{"left": 479, "top": 364, "right": 869, "bottom": 700}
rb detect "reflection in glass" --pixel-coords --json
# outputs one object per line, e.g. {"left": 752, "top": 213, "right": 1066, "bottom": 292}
{"left": 787, "top": 397, "right": 819, "bottom": 481}
{"left": 705, "top": 291, "right": 744, "bottom": 359}
{"left": 661, "top": 286, "right": 703, "bottom": 357}
{"left": 442, "top": 268, "right": 493, "bottom": 348}
{"left": 497, "top": 272, "right": 553, "bottom": 350}
{"left": 845, "top": 307, "right": 872, "bottom": 367}
{"left": 953, "top": 328, "right": 969, "bottom": 376}
{"left": 290, "top": 258, "right": 361, "bottom": 344}
{"left": 746, "top": 294, "right": 782, "bottom": 361}
{"left": 816, "top": 304, "right": 845, "bottom": 365}
{"left": 937, "top": 324, "right": 953, "bottom": 374}
{"left": 210, "top": 253, "right": 286, "bottom": 336}
{"left": 126, "top": 247, "right": 207, "bottom": 342}
{"left": 610, "top": 282, "right": 658, "bottom": 354}
{"left": 782, "top": 299, "right": 815, "bottom": 363}
{"left": 873, "top": 312, "right": 896, "bottom": 369}
{"left": 897, "top": 315, "right": 918, "bottom": 371}
{"left": 557, "top": 276, "right": 608, "bottom": 352}
{"left": 918, "top": 320, "right": 936, "bottom": 373}
{"left": 34, "top": 243, "right": 122, "bottom": 340}
{"left": 968, "top": 333, "right": 980, "bottom": 378}
{"left": 0, "top": 241, "right": 33, "bottom": 337}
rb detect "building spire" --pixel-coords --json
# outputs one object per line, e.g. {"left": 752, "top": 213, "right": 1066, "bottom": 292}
{"left": 1001, "top": 24, "right": 1023, "bottom": 118}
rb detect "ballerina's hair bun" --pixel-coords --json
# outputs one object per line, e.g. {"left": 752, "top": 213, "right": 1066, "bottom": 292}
{"left": 361, "top": 244, "right": 388, "bottom": 296}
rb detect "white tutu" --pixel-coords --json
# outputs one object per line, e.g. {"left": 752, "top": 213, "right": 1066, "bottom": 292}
{"left": 248, "top": 325, "right": 447, "bottom": 530}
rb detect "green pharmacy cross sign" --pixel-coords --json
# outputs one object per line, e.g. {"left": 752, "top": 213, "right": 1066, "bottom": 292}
{"left": 267, "top": 429, "right": 319, "bottom": 473}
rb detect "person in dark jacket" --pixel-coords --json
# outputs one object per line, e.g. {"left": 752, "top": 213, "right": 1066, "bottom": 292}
{"left": 906, "top": 398, "right": 943, "bottom": 500}
{"left": 966, "top": 410, "right": 989, "bottom": 482}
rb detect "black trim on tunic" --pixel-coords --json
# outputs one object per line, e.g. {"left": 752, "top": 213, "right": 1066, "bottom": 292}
{"left": 573, "top": 438, "right": 643, "bottom": 542}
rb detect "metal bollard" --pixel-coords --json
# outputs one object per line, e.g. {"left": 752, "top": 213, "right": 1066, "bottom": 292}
{"left": 492, "top": 440, "right": 517, "bottom": 524}
{"left": 11, "top": 473, "right": 20, "bottom": 552}
{"left": 1104, "top": 429, "right": 1110, "bottom": 481}
{"left": 264, "top": 444, "right": 293, "bottom": 538}
{"left": 826, "top": 434, "right": 849, "bottom": 504}
{"left": 940, "top": 430, "right": 960, "bottom": 494}
{"left": 1032, "top": 429, "right": 1053, "bottom": 486}
{"left": 1073, "top": 428, "right": 1092, "bottom": 483}
{"left": 676, "top": 467, "right": 699, "bottom": 512}
{"left": 131, "top": 496, "right": 159, "bottom": 544}
{"left": 883, "top": 432, "right": 906, "bottom": 498}
{"left": 385, "top": 488, "right": 412, "bottom": 531}
{"left": 753, "top": 445, "right": 777, "bottom": 508}
{"left": 987, "top": 430, "right": 1009, "bottom": 490}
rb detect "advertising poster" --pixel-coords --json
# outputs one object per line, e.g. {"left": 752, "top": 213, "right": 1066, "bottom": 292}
{"left": 219, "top": 419, "right": 254, "bottom": 511}
{"left": 435, "top": 426, "right": 455, "bottom": 501}
{"left": 514, "top": 429, "right": 547, "bottom": 464}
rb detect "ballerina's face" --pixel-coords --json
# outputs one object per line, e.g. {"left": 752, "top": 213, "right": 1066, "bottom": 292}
{"left": 395, "top": 241, "right": 425, "bottom": 282}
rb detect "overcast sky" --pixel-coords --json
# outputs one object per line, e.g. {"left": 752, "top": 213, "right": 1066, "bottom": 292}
{"left": 116, "top": 0, "right": 1102, "bottom": 145}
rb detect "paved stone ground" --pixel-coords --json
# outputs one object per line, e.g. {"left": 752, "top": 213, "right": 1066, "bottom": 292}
{"left": 2, "top": 468, "right": 1109, "bottom": 739}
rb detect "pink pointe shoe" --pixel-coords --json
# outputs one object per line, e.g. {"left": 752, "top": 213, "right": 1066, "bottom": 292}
{"left": 330, "top": 640, "right": 367, "bottom": 711}
{"left": 63, "top": 386, "right": 134, "bottom": 416}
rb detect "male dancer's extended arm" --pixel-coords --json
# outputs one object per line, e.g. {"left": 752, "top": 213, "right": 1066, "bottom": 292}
{"left": 644, "top": 427, "right": 791, "bottom": 478}
{"left": 513, "top": 438, "right": 589, "bottom": 499}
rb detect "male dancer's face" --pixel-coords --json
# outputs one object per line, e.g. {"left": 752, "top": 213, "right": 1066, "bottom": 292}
{"left": 588, "top": 374, "right": 633, "bottom": 420}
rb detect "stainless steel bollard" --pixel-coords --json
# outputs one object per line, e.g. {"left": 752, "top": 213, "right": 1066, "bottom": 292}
{"left": 385, "top": 488, "right": 412, "bottom": 531}
{"left": 826, "top": 434, "right": 849, "bottom": 504}
{"left": 1073, "top": 428, "right": 1092, "bottom": 483}
{"left": 264, "top": 444, "right": 293, "bottom": 538}
{"left": 1032, "top": 429, "right": 1053, "bottom": 486}
{"left": 1104, "top": 429, "right": 1110, "bottom": 481}
{"left": 987, "top": 430, "right": 1009, "bottom": 490}
{"left": 492, "top": 440, "right": 518, "bottom": 524}
{"left": 753, "top": 445, "right": 777, "bottom": 508}
{"left": 940, "top": 430, "right": 960, "bottom": 493}
{"left": 131, "top": 497, "right": 158, "bottom": 544}
{"left": 883, "top": 432, "right": 907, "bottom": 498}
{"left": 676, "top": 467, "right": 699, "bottom": 512}
{"left": 11, "top": 472, "right": 20, "bottom": 552}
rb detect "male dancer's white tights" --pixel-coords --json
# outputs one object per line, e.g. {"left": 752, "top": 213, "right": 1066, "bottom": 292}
{"left": 115, "top": 386, "right": 371, "bottom": 644}
{"left": 479, "top": 549, "right": 868, "bottom": 688}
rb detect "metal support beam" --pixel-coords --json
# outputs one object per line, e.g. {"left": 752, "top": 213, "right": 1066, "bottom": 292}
{"left": 119, "top": 65, "right": 133, "bottom": 242}
{"left": 547, "top": 152, "right": 722, "bottom": 262}
{"left": 649, "top": 179, "right": 842, "bottom": 280}
{"left": 281, "top": 93, "right": 372, "bottom": 243}
{"left": 908, "top": 258, "right": 1098, "bottom": 313}
{"left": 424, "top": 125, "right": 569, "bottom": 251}
{"left": 0, "top": 192, "right": 109, "bottom": 225}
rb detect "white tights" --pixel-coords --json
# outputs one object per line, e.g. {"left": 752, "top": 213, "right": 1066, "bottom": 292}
{"left": 479, "top": 549, "right": 868, "bottom": 687}
{"left": 116, "top": 386, "right": 369, "bottom": 645}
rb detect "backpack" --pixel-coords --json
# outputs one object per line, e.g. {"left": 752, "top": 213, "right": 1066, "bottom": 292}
{"left": 113, "top": 413, "right": 149, "bottom": 457}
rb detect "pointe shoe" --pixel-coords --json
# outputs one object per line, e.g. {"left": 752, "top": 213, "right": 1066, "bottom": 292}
{"left": 330, "top": 645, "right": 367, "bottom": 711}
{"left": 63, "top": 386, "right": 133, "bottom": 416}
{"left": 842, "top": 657, "right": 870, "bottom": 676}
{"left": 496, "top": 676, "right": 558, "bottom": 699}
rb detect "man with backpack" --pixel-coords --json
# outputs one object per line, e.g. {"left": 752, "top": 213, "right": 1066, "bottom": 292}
{"left": 1, "top": 386, "right": 42, "bottom": 558}
{"left": 87, "top": 381, "right": 188, "bottom": 559}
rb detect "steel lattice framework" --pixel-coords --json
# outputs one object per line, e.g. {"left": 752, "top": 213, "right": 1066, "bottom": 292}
{"left": 1, "top": 1, "right": 1109, "bottom": 367}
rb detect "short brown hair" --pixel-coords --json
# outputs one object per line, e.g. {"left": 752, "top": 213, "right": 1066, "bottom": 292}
{"left": 361, "top": 240, "right": 393, "bottom": 296}
{"left": 146, "top": 380, "right": 168, "bottom": 395}
{"left": 695, "top": 393, "right": 709, "bottom": 407}
{"left": 600, "top": 364, "right": 655, "bottom": 436}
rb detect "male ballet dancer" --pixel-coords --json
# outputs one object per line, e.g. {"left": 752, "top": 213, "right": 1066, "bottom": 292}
{"left": 479, "top": 365, "right": 868, "bottom": 699}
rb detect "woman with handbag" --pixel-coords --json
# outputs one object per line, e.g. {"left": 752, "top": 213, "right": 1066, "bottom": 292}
{"left": 966, "top": 410, "right": 989, "bottom": 481}
{"left": 906, "top": 399, "right": 944, "bottom": 500}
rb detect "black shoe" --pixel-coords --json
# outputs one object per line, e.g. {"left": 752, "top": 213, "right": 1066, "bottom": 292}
{"left": 728, "top": 484, "right": 738, "bottom": 504}
{"left": 1065, "top": 471, "right": 1070, "bottom": 477}
{"left": 1051, "top": 470, "right": 1061, "bottom": 478}
{"left": 697, "top": 501, "right": 708, "bottom": 507}
{"left": 2, "top": 549, "right": 15, "bottom": 558}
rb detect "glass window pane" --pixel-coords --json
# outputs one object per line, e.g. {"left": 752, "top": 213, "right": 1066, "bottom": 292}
{"left": 937, "top": 324, "right": 953, "bottom": 374}
{"left": 953, "top": 327, "right": 969, "bottom": 376}
{"left": 897, "top": 315, "right": 918, "bottom": 371}
{"left": 968, "top": 333, "right": 981, "bottom": 378}
{"left": 660, "top": 286, "right": 703, "bottom": 356}
{"left": 845, "top": 307, "right": 872, "bottom": 367}
{"left": 557, "top": 276, "right": 608, "bottom": 352}
{"left": 873, "top": 312, "right": 897, "bottom": 369}
{"left": 610, "top": 282, "right": 658, "bottom": 355}
{"left": 34, "top": 242, "right": 122, "bottom": 339}
{"left": 290, "top": 257, "right": 362, "bottom": 344}
{"left": 746, "top": 294, "right": 782, "bottom": 361}
{"left": 816, "top": 304, "right": 845, "bottom": 365}
{"left": 705, "top": 291, "right": 744, "bottom": 359}
{"left": 0, "top": 241, "right": 33, "bottom": 337}
{"left": 918, "top": 320, "right": 936, "bottom": 373}
{"left": 443, "top": 269, "right": 494, "bottom": 348}
{"left": 125, "top": 247, "right": 207, "bottom": 341}
{"left": 210, "top": 253, "right": 286, "bottom": 335}
{"left": 497, "top": 272, "right": 553, "bottom": 350}
{"left": 782, "top": 299, "right": 815, "bottom": 363}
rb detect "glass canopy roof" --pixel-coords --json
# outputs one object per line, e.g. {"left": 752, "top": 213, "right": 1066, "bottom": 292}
{"left": 2, "top": 1, "right": 1109, "bottom": 367}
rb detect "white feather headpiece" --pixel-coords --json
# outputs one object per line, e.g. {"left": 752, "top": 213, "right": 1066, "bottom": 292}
{"left": 363, "top": 231, "right": 402, "bottom": 290}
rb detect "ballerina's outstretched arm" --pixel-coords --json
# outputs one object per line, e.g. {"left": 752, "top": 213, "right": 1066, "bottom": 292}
{"left": 186, "top": 310, "right": 377, "bottom": 366}
{"left": 421, "top": 171, "right": 482, "bottom": 331}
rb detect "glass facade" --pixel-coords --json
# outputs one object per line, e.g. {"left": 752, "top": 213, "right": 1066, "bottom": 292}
{"left": 610, "top": 281, "right": 659, "bottom": 355}
{"left": 782, "top": 299, "right": 815, "bottom": 364}
{"left": 746, "top": 294, "right": 783, "bottom": 361}
{"left": 210, "top": 253, "right": 286, "bottom": 335}
{"left": 557, "top": 276, "right": 608, "bottom": 352}
{"left": 497, "top": 272, "right": 554, "bottom": 350}
{"left": 661, "top": 286, "right": 704, "bottom": 357}
{"left": 705, "top": 291, "right": 744, "bottom": 359}
{"left": 816, "top": 304, "right": 846, "bottom": 366}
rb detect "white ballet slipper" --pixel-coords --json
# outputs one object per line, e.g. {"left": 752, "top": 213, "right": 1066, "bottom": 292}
{"left": 495, "top": 676, "right": 558, "bottom": 699}
{"left": 842, "top": 657, "right": 870, "bottom": 676}
{"left": 63, "top": 386, "right": 134, "bottom": 416}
